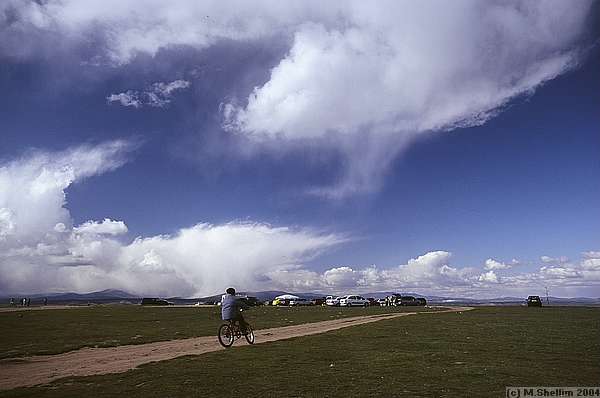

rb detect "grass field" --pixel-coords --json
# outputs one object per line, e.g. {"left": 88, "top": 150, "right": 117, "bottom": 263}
{"left": 0, "top": 304, "right": 437, "bottom": 358}
{"left": 1, "top": 306, "right": 598, "bottom": 397}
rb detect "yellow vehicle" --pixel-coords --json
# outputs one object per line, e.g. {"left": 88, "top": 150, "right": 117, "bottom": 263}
{"left": 272, "top": 295, "right": 299, "bottom": 306}
{"left": 272, "top": 298, "right": 283, "bottom": 306}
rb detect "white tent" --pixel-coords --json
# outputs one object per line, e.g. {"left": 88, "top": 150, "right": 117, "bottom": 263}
{"left": 274, "top": 294, "right": 300, "bottom": 300}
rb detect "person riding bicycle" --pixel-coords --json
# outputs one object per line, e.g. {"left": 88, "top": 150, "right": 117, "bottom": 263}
{"left": 221, "top": 287, "right": 250, "bottom": 335}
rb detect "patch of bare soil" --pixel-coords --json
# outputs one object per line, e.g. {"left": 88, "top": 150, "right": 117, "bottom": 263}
{"left": 0, "top": 306, "right": 472, "bottom": 390}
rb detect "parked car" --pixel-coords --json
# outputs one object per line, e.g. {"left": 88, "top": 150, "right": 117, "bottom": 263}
{"left": 272, "top": 298, "right": 289, "bottom": 306}
{"left": 527, "top": 295, "right": 543, "bottom": 307}
{"left": 313, "top": 297, "right": 326, "bottom": 306}
{"left": 140, "top": 298, "right": 173, "bottom": 306}
{"left": 399, "top": 296, "right": 419, "bottom": 306}
{"left": 339, "top": 295, "right": 369, "bottom": 307}
{"left": 416, "top": 297, "right": 427, "bottom": 306}
{"left": 325, "top": 296, "right": 340, "bottom": 306}
{"left": 240, "top": 296, "right": 262, "bottom": 306}
{"left": 289, "top": 298, "right": 313, "bottom": 306}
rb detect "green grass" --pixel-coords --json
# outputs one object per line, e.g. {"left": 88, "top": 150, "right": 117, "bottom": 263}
{"left": 0, "top": 304, "right": 435, "bottom": 358}
{"left": 2, "top": 307, "right": 597, "bottom": 398}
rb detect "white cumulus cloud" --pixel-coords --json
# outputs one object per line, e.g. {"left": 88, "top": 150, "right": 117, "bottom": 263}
{"left": 0, "top": 143, "right": 345, "bottom": 296}
{"left": 539, "top": 266, "right": 580, "bottom": 279}
{"left": 478, "top": 270, "right": 499, "bottom": 283}
{"left": 221, "top": 2, "right": 593, "bottom": 196}
{"left": 1, "top": 142, "right": 598, "bottom": 298}
{"left": 581, "top": 252, "right": 600, "bottom": 271}
{"left": 74, "top": 219, "right": 128, "bottom": 236}
{"left": 484, "top": 258, "right": 515, "bottom": 270}
{"left": 0, "top": 140, "right": 135, "bottom": 249}
{"left": 324, "top": 266, "right": 360, "bottom": 288}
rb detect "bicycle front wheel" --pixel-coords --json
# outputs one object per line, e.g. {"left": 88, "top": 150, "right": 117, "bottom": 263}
{"left": 244, "top": 324, "right": 255, "bottom": 344}
{"left": 218, "top": 324, "right": 234, "bottom": 348}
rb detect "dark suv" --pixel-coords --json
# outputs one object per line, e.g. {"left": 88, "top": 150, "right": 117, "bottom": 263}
{"left": 400, "top": 296, "right": 419, "bottom": 306}
{"left": 140, "top": 297, "right": 174, "bottom": 306}
{"left": 241, "top": 296, "right": 262, "bottom": 306}
{"left": 527, "top": 296, "right": 542, "bottom": 307}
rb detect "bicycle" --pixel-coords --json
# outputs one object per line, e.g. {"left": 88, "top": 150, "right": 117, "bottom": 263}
{"left": 218, "top": 319, "right": 255, "bottom": 348}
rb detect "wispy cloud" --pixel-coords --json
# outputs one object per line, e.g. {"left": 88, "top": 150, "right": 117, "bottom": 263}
{"left": 540, "top": 255, "right": 570, "bottom": 264}
{"left": 107, "top": 80, "right": 191, "bottom": 109}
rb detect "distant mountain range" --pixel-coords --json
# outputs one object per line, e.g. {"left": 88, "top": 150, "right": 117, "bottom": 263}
{"left": 39, "top": 289, "right": 138, "bottom": 300}
{"left": 1, "top": 289, "right": 138, "bottom": 304}
{"left": 2, "top": 289, "right": 598, "bottom": 305}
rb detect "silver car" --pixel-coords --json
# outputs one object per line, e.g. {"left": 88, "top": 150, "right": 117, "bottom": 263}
{"left": 289, "top": 298, "right": 313, "bottom": 306}
{"left": 339, "top": 295, "right": 369, "bottom": 307}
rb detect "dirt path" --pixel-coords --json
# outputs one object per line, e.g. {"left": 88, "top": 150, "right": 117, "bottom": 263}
{"left": 0, "top": 306, "right": 472, "bottom": 390}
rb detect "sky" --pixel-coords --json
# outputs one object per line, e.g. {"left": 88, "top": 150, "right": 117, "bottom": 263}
{"left": 0, "top": 0, "right": 599, "bottom": 298}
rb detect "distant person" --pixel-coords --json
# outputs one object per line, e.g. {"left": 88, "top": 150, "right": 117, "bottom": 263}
{"left": 221, "top": 287, "right": 249, "bottom": 334}
{"left": 26, "top": 298, "right": 30, "bottom": 307}
{"left": 22, "top": 298, "right": 26, "bottom": 307}
{"left": 9, "top": 298, "right": 14, "bottom": 307}
{"left": 43, "top": 297, "right": 48, "bottom": 306}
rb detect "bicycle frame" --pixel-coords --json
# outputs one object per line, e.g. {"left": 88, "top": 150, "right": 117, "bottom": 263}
{"left": 218, "top": 319, "right": 255, "bottom": 348}
{"left": 227, "top": 320, "right": 244, "bottom": 339}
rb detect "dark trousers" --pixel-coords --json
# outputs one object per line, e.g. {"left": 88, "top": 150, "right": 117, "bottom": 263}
{"left": 229, "top": 313, "right": 249, "bottom": 334}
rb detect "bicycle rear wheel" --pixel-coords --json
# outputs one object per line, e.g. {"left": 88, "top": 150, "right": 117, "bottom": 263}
{"left": 218, "top": 323, "right": 234, "bottom": 348}
{"left": 244, "top": 324, "right": 255, "bottom": 344}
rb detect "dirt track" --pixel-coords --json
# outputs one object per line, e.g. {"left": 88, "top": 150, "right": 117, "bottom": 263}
{"left": 0, "top": 306, "right": 472, "bottom": 390}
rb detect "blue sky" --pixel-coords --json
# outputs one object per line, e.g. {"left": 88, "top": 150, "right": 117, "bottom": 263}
{"left": 0, "top": 1, "right": 598, "bottom": 297}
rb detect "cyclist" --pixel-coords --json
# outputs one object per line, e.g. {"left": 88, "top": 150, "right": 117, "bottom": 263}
{"left": 221, "top": 287, "right": 249, "bottom": 334}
